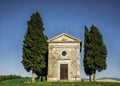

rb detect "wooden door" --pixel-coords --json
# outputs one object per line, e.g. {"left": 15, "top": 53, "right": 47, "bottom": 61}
{"left": 60, "top": 64, "right": 68, "bottom": 80}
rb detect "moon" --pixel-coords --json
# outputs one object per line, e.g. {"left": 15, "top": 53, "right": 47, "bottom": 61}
{"left": 57, "top": 20, "right": 60, "bottom": 23}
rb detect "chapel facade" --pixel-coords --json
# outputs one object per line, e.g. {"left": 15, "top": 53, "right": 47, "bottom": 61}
{"left": 47, "top": 33, "right": 82, "bottom": 81}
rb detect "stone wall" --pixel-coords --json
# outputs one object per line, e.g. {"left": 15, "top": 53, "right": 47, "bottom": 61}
{"left": 47, "top": 42, "right": 81, "bottom": 81}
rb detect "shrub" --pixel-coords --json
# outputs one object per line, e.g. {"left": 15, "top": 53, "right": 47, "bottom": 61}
{"left": 0, "top": 75, "right": 22, "bottom": 82}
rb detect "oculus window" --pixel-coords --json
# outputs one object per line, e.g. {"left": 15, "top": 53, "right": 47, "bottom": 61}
{"left": 62, "top": 51, "right": 67, "bottom": 56}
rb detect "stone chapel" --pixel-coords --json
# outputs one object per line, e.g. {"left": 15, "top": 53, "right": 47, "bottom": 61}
{"left": 47, "top": 33, "right": 82, "bottom": 81}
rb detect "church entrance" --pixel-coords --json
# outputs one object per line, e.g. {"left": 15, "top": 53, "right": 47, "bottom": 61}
{"left": 60, "top": 64, "right": 68, "bottom": 80}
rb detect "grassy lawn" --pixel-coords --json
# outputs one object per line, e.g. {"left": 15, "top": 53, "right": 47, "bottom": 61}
{"left": 0, "top": 78, "right": 120, "bottom": 86}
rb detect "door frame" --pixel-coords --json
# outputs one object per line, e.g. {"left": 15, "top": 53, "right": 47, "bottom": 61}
{"left": 58, "top": 60, "right": 71, "bottom": 80}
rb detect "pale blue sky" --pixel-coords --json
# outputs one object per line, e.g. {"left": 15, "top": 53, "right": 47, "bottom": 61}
{"left": 0, "top": 0, "right": 120, "bottom": 79}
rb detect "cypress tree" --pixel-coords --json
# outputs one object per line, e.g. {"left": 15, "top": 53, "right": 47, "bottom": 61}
{"left": 84, "top": 25, "right": 107, "bottom": 81}
{"left": 83, "top": 26, "right": 95, "bottom": 81}
{"left": 22, "top": 12, "right": 48, "bottom": 82}
{"left": 90, "top": 25, "right": 107, "bottom": 81}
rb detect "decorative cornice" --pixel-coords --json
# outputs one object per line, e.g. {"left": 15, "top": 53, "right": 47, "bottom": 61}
{"left": 47, "top": 33, "right": 82, "bottom": 43}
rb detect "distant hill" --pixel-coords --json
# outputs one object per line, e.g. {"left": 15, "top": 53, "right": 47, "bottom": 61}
{"left": 98, "top": 77, "right": 120, "bottom": 81}
{"left": 82, "top": 77, "right": 120, "bottom": 82}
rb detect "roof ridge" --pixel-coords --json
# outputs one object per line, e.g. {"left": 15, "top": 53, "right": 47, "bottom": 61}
{"left": 47, "top": 33, "right": 82, "bottom": 42}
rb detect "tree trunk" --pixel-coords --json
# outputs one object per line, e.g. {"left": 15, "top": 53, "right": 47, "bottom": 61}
{"left": 93, "top": 70, "right": 96, "bottom": 81}
{"left": 32, "top": 71, "right": 35, "bottom": 82}
{"left": 89, "top": 75, "right": 92, "bottom": 82}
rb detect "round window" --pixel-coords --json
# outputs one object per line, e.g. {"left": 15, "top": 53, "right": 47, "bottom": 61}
{"left": 62, "top": 51, "right": 67, "bottom": 56}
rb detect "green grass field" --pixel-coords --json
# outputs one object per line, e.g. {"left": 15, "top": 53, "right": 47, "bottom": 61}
{"left": 0, "top": 78, "right": 120, "bottom": 86}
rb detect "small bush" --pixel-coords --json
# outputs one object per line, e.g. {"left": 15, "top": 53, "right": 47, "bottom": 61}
{"left": 0, "top": 75, "right": 22, "bottom": 82}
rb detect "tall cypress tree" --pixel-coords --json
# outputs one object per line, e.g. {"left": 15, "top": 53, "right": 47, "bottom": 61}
{"left": 90, "top": 25, "right": 107, "bottom": 81}
{"left": 84, "top": 25, "right": 107, "bottom": 81}
{"left": 83, "top": 26, "right": 95, "bottom": 81}
{"left": 22, "top": 12, "right": 48, "bottom": 82}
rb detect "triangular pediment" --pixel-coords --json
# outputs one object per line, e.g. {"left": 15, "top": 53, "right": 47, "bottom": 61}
{"left": 47, "top": 33, "right": 81, "bottom": 43}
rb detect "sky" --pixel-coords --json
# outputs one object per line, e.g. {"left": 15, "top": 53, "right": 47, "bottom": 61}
{"left": 0, "top": 0, "right": 120, "bottom": 79}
